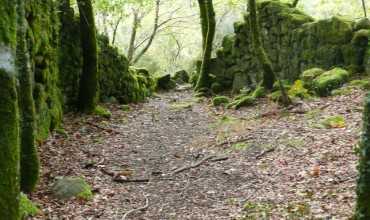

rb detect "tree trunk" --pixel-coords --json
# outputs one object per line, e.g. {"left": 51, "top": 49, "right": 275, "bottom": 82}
{"left": 195, "top": 0, "right": 216, "bottom": 92}
{"left": 127, "top": 10, "right": 140, "bottom": 64}
{"left": 248, "top": 0, "right": 291, "bottom": 106}
{"left": 198, "top": 0, "right": 208, "bottom": 50}
{"left": 291, "top": 0, "right": 300, "bottom": 8}
{"left": 0, "top": 1, "right": 20, "bottom": 219}
{"left": 77, "top": 0, "right": 99, "bottom": 113}
{"left": 17, "top": 0, "right": 39, "bottom": 193}
{"left": 356, "top": 93, "right": 370, "bottom": 219}
{"left": 111, "top": 14, "right": 124, "bottom": 45}
{"left": 132, "top": 0, "right": 160, "bottom": 64}
{"left": 362, "top": 0, "right": 367, "bottom": 18}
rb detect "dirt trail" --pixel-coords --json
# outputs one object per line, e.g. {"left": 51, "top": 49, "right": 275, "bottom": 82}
{"left": 34, "top": 88, "right": 363, "bottom": 219}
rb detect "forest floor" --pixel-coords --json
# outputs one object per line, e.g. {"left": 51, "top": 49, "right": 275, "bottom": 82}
{"left": 32, "top": 86, "right": 364, "bottom": 220}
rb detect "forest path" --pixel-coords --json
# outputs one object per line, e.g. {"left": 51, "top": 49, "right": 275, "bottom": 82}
{"left": 35, "top": 87, "right": 363, "bottom": 219}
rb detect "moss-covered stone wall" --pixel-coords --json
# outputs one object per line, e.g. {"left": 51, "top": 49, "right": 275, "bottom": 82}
{"left": 213, "top": 0, "right": 370, "bottom": 92}
{"left": 59, "top": 5, "right": 154, "bottom": 106}
{"left": 25, "top": 0, "right": 63, "bottom": 141}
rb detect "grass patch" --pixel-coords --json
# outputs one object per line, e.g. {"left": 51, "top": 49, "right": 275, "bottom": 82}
{"left": 320, "top": 115, "right": 346, "bottom": 128}
{"left": 20, "top": 193, "right": 40, "bottom": 218}
{"left": 240, "top": 201, "right": 274, "bottom": 219}
{"left": 94, "top": 105, "right": 112, "bottom": 118}
{"left": 170, "top": 101, "right": 194, "bottom": 110}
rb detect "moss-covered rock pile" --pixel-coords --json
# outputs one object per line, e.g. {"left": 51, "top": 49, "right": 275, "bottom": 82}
{"left": 26, "top": 0, "right": 63, "bottom": 141}
{"left": 210, "top": 0, "right": 370, "bottom": 93}
{"left": 59, "top": 5, "right": 155, "bottom": 106}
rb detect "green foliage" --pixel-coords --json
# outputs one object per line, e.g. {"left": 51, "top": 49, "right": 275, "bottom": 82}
{"left": 350, "top": 79, "right": 370, "bottom": 89}
{"left": 227, "top": 95, "right": 256, "bottom": 109}
{"left": 212, "top": 96, "right": 230, "bottom": 106}
{"left": 288, "top": 80, "right": 310, "bottom": 99}
{"left": 321, "top": 115, "right": 346, "bottom": 128}
{"left": 93, "top": 106, "right": 112, "bottom": 118}
{"left": 313, "top": 68, "right": 350, "bottom": 96}
{"left": 20, "top": 193, "right": 39, "bottom": 218}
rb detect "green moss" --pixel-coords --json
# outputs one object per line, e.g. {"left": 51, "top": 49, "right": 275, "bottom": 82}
{"left": 350, "top": 79, "right": 370, "bottom": 90}
{"left": 321, "top": 115, "right": 346, "bottom": 128}
{"left": 93, "top": 106, "right": 111, "bottom": 118}
{"left": 52, "top": 177, "right": 93, "bottom": 201}
{"left": 300, "top": 68, "right": 325, "bottom": 88}
{"left": 0, "top": 69, "right": 20, "bottom": 220}
{"left": 173, "top": 70, "right": 189, "bottom": 84}
{"left": 17, "top": 0, "right": 40, "bottom": 194}
{"left": 356, "top": 93, "right": 370, "bottom": 219}
{"left": 211, "top": 82, "right": 223, "bottom": 94}
{"left": 231, "top": 142, "right": 251, "bottom": 151}
{"left": 331, "top": 86, "right": 354, "bottom": 96}
{"left": 170, "top": 101, "right": 194, "bottom": 110}
{"left": 288, "top": 80, "right": 310, "bottom": 99}
{"left": 121, "top": 105, "right": 130, "bottom": 112}
{"left": 212, "top": 96, "right": 230, "bottom": 106}
{"left": 156, "top": 74, "right": 176, "bottom": 91}
{"left": 313, "top": 67, "right": 350, "bottom": 96}
{"left": 20, "top": 193, "right": 39, "bottom": 218}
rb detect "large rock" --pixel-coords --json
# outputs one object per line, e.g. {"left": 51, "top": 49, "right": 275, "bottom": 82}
{"left": 313, "top": 67, "right": 350, "bottom": 96}
{"left": 52, "top": 177, "right": 93, "bottom": 200}
{"left": 156, "top": 74, "right": 176, "bottom": 91}
{"left": 173, "top": 70, "right": 190, "bottom": 84}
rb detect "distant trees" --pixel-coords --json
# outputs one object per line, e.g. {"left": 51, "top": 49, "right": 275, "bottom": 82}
{"left": 195, "top": 0, "right": 216, "bottom": 93}
{"left": 77, "top": 0, "right": 99, "bottom": 113}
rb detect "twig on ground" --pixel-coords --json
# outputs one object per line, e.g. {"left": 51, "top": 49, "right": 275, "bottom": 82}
{"left": 100, "top": 168, "right": 150, "bottom": 183}
{"left": 172, "top": 155, "right": 216, "bottom": 175}
{"left": 209, "top": 155, "right": 229, "bottom": 162}
{"left": 255, "top": 148, "right": 275, "bottom": 159}
{"left": 214, "top": 136, "right": 253, "bottom": 148}
{"left": 86, "top": 121, "right": 122, "bottom": 134}
{"left": 122, "top": 192, "right": 149, "bottom": 220}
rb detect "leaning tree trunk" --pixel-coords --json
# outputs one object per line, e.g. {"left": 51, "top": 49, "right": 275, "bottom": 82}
{"left": 17, "top": 0, "right": 39, "bottom": 194}
{"left": 0, "top": 1, "right": 21, "bottom": 219}
{"left": 127, "top": 10, "right": 140, "bottom": 64}
{"left": 248, "top": 0, "right": 291, "bottom": 106}
{"left": 198, "top": 0, "right": 208, "bottom": 50}
{"left": 77, "top": 0, "right": 99, "bottom": 113}
{"left": 195, "top": 0, "right": 216, "bottom": 93}
{"left": 291, "top": 0, "right": 300, "bottom": 8}
{"left": 356, "top": 93, "right": 370, "bottom": 219}
{"left": 362, "top": 0, "right": 367, "bottom": 18}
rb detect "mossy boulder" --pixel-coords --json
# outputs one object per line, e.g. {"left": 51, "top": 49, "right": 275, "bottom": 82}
{"left": 52, "top": 177, "right": 93, "bottom": 200}
{"left": 354, "top": 18, "right": 370, "bottom": 31}
{"left": 212, "top": 96, "right": 230, "bottom": 106}
{"left": 211, "top": 82, "right": 223, "bottom": 94}
{"left": 350, "top": 79, "right": 370, "bottom": 90}
{"left": 313, "top": 67, "right": 350, "bottom": 96}
{"left": 156, "top": 74, "right": 176, "bottom": 91}
{"left": 300, "top": 68, "right": 325, "bottom": 88}
{"left": 173, "top": 70, "right": 190, "bottom": 84}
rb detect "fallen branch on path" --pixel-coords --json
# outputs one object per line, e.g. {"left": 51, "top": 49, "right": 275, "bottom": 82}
{"left": 86, "top": 121, "right": 122, "bottom": 134}
{"left": 255, "top": 148, "right": 275, "bottom": 159}
{"left": 100, "top": 168, "right": 150, "bottom": 183}
{"left": 172, "top": 155, "right": 228, "bottom": 175}
{"left": 214, "top": 136, "right": 253, "bottom": 148}
{"left": 122, "top": 192, "right": 149, "bottom": 220}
